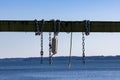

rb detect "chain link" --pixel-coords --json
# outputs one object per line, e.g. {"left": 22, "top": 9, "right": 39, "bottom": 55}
{"left": 49, "top": 32, "right": 52, "bottom": 64}
{"left": 82, "top": 32, "right": 85, "bottom": 64}
{"left": 40, "top": 32, "right": 43, "bottom": 64}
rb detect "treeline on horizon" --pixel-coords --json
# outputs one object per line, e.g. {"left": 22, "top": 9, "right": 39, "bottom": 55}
{"left": 0, "top": 56, "right": 120, "bottom": 61}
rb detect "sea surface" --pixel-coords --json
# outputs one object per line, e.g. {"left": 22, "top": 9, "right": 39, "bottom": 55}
{"left": 0, "top": 56, "right": 120, "bottom": 80}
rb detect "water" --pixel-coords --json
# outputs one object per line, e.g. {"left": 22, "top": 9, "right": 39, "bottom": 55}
{"left": 0, "top": 57, "right": 120, "bottom": 80}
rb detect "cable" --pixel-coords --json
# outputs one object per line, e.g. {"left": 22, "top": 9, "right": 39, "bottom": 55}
{"left": 68, "top": 32, "right": 73, "bottom": 69}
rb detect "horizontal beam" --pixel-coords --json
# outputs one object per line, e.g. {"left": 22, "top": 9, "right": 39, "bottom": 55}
{"left": 1, "top": 20, "right": 120, "bottom": 32}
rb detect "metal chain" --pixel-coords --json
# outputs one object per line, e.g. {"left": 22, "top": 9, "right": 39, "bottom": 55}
{"left": 49, "top": 32, "right": 52, "bottom": 64}
{"left": 85, "top": 20, "right": 90, "bottom": 36}
{"left": 35, "top": 19, "right": 40, "bottom": 35}
{"left": 40, "top": 32, "right": 43, "bottom": 64}
{"left": 40, "top": 20, "right": 45, "bottom": 64}
{"left": 82, "top": 32, "right": 85, "bottom": 64}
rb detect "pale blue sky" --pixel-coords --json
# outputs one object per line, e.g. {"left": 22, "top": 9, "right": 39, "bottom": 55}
{"left": 0, "top": 0, "right": 120, "bottom": 58}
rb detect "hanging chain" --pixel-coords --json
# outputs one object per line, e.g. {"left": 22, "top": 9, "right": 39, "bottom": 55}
{"left": 82, "top": 32, "right": 85, "bottom": 64}
{"left": 49, "top": 32, "right": 52, "bottom": 64}
{"left": 85, "top": 20, "right": 90, "bottom": 36}
{"left": 40, "top": 19, "right": 45, "bottom": 64}
{"left": 35, "top": 19, "right": 40, "bottom": 35}
{"left": 40, "top": 32, "right": 43, "bottom": 64}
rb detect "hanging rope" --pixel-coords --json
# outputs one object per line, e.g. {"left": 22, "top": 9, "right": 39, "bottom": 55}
{"left": 56, "top": 20, "right": 61, "bottom": 36}
{"left": 52, "top": 20, "right": 58, "bottom": 56}
{"left": 68, "top": 32, "right": 73, "bottom": 69}
{"left": 49, "top": 20, "right": 60, "bottom": 64}
{"left": 49, "top": 32, "right": 52, "bottom": 64}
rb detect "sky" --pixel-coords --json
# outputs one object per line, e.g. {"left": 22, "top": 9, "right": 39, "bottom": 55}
{"left": 0, "top": 0, "right": 120, "bottom": 58}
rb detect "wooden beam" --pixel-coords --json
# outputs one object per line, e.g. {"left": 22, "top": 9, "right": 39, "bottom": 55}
{"left": 0, "top": 20, "right": 120, "bottom": 32}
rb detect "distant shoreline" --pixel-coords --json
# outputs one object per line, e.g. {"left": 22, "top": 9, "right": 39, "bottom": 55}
{"left": 0, "top": 56, "right": 120, "bottom": 60}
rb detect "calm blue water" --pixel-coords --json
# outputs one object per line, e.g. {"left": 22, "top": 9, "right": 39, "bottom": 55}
{"left": 0, "top": 57, "right": 120, "bottom": 80}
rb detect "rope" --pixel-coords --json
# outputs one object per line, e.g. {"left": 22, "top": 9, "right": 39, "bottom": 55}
{"left": 68, "top": 32, "right": 73, "bottom": 69}
{"left": 53, "top": 19, "right": 61, "bottom": 36}
{"left": 56, "top": 20, "right": 61, "bottom": 35}
{"left": 54, "top": 20, "right": 57, "bottom": 36}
